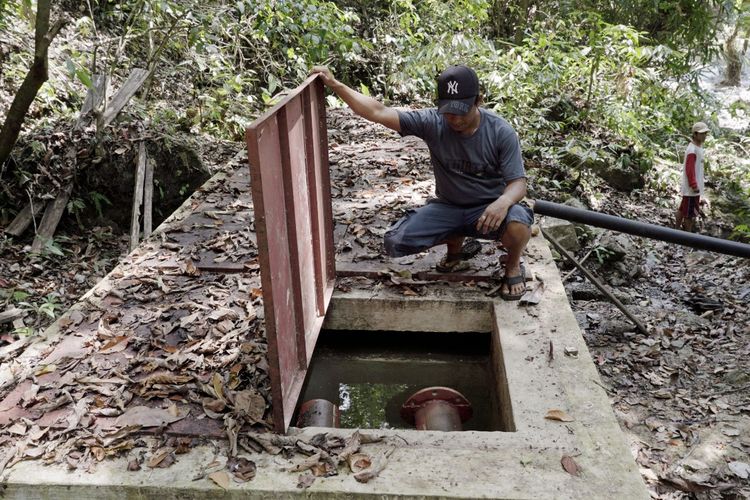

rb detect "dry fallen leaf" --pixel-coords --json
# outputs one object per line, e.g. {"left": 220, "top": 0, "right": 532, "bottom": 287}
{"left": 99, "top": 335, "right": 129, "bottom": 354}
{"left": 184, "top": 260, "right": 201, "bottom": 276}
{"left": 348, "top": 453, "right": 372, "bottom": 473}
{"left": 728, "top": 461, "right": 750, "bottom": 479}
{"left": 231, "top": 389, "right": 265, "bottom": 423}
{"left": 202, "top": 398, "right": 226, "bottom": 418}
{"left": 212, "top": 373, "right": 226, "bottom": 402}
{"left": 7, "top": 422, "right": 27, "bottom": 435}
{"left": 227, "top": 456, "right": 256, "bottom": 482}
{"left": 34, "top": 364, "right": 57, "bottom": 376}
{"left": 209, "top": 307, "right": 239, "bottom": 321}
{"left": 141, "top": 372, "right": 193, "bottom": 387}
{"left": 114, "top": 405, "right": 187, "bottom": 428}
{"left": 288, "top": 452, "right": 322, "bottom": 473}
{"left": 174, "top": 437, "right": 193, "bottom": 454}
{"left": 545, "top": 409, "right": 575, "bottom": 422}
{"left": 208, "top": 471, "right": 231, "bottom": 490}
{"left": 519, "top": 282, "right": 545, "bottom": 305}
{"left": 297, "top": 473, "right": 315, "bottom": 489}
{"left": 354, "top": 447, "right": 395, "bottom": 483}
{"left": 91, "top": 446, "right": 105, "bottom": 461}
{"left": 147, "top": 447, "right": 175, "bottom": 468}
{"left": 561, "top": 455, "right": 581, "bottom": 476}
{"left": 337, "top": 430, "right": 361, "bottom": 464}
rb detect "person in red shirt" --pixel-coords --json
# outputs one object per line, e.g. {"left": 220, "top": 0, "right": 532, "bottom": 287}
{"left": 675, "top": 122, "right": 709, "bottom": 232}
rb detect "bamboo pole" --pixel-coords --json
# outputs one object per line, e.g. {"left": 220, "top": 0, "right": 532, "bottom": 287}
{"left": 143, "top": 155, "right": 153, "bottom": 237}
{"left": 542, "top": 228, "right": 648, "bottom": 335}
{"left": 129, "top": 141, "right": 147, "bottom": 251}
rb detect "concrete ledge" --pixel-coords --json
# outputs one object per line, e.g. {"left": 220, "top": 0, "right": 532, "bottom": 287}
{"left": 1, "top": 228, "right": 647, "bottom": 498}
{"left": 324, "top": 288, "right": 494, "bottom": 333}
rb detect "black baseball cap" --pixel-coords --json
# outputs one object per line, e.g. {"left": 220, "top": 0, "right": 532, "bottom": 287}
{"left": 436, "top": 65, "right": 479, "bottom": 115}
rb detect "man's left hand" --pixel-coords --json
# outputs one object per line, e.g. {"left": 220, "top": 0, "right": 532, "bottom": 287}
{"left": 477, "top": 199, "right": 510, "bottom": 234}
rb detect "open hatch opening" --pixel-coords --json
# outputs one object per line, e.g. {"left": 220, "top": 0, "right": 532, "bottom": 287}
{"left": 295, "top": 329, "right": 515, "bottom": 432}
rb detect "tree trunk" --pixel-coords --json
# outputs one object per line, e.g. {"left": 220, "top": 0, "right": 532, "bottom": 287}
{"left": 722, "top": 23, "right": 742, "bottom": 87}
{"left": 0, "top": 0, "right": 64, "bottom": 168}
{"left": 514, "top": 0, "right": 531, "bottom": 45}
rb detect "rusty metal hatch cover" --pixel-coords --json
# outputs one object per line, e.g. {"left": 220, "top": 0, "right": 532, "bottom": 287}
{"left": 246, "top": 75, "right": 336, "bottom": 433}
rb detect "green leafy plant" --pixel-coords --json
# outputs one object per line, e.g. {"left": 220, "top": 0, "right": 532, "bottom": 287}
{"left": 42, "top": 238, "right": 65, "bottom": 257}
{"left": 36, "top": 293, "right": 60, "bottom": 320}
{"left": 67, "top": 197, "right": 86, "bottom": 228}
{"left": 14, "top": 292, "right": 61, "bottom": 326}
{"left": 89, "top": 191, "right": 112, "bottom": 219}
{"left": 593, "top": 245, "right": 616, "bottom": 264}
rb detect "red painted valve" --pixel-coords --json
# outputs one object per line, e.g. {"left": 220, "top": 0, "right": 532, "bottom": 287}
{"left": 296, "top": 399, "right": 340, "bottom": 428}
{"left": 401, "top": 387, "right": 473, "bottom": 431}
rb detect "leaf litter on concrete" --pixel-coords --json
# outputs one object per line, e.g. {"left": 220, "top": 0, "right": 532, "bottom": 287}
{"left": 1, "top": 107, "right": 748, "bottom": 497}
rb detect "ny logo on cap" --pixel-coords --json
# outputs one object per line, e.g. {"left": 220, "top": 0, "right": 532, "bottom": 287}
{"left": 447, "top": 80, "right": 459, "bottom": 95}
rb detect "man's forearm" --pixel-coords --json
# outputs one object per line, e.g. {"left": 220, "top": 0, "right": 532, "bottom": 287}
{"left": 328, "top": 80, "right": 386, "bottom": 121}
{"left": 311, "top": 66, "right": 399, "bottom": 131}
{"left": 497, "top": 178, "right": 527, "bottom": 207}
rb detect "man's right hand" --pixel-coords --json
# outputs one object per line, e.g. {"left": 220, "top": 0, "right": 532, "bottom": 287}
{"left": 307, "top": 65, "right": 400, "bottom": 132}
{"left": 310, "top": 66, "right": 336, "bottom": 87}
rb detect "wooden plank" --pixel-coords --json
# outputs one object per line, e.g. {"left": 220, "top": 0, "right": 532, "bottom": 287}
{"left": 78, "top": 74, "right": 107, "bottom": 119}
{"left": 4, "top": 202, "right": 44, "bottom": 237}
{"left": 0, "top": 308, "right": 25, "bottom": 325}
{"left": 143, "top": 155, "right": 153, "bottom": 237}
{"left": 100, "top": 68, "right": 148, "bottom": 128}
{"left": 30, "top": 183, "right": 73, "bottom": 253}
{"left": 129, "top": 141, "right": 147, "bottom": 251}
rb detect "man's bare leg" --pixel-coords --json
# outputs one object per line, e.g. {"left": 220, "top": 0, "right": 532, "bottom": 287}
{"left": 500, "top": 221, "right": 531, "bottom": 297}
{"left": 444, "top": 235, "right": 465, "bottom": 257}
{"left": 433, "top": 235, "right": 472, "bottom": 272}
{"left": 675, "top": 209, "right": 685, "bottom": 230}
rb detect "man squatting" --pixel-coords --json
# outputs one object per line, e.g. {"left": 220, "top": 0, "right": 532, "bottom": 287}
{"left": 311, "top": 64, "right": 533, "bottom": 300}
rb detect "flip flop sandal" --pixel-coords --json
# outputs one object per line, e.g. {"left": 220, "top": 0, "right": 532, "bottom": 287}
{"left": 436, "top": 256, "right": 471, "bottom": 273}
{"left": 500, "top": 264, "right": 527, "bottom": 301}
{"left": 435, "top": 239, "right": 481, "bottom": 273}
{"left": 457, "top": 238, "right": 482, "bottom": 259}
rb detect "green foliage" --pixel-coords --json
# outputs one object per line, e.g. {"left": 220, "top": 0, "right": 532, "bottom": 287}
{"left": 42, "top": 238, "right": 65, "bottom": 257}
{"left": 487, "top": 0, "right": 736, "bottom": 73}
{"left": 67, "top": 197, "right": 87, "bottom": 229}
{"left": 731, "top": 223, "right": 750, "bottom": 241}
{"left": 593, "top": 245, "right": 616, "bottom": 264}
{"left": 1, "top": 0, "right": 743, "bottom": 217}
{"left": 179, "top": 0, "right": 368, "bottom": 138}
{"left": 0, "top": 0, "right": 10, "bottom": 28}
{"left": 0, "top": 287, "right": 62, "bottom": 335}
{"left": 339, "top": 382, "right": 409, "bottom": 428}
{"left": 707, "top": 136, "right": 750, "bottom": 240}
{"left": 90, "top": 191, "right": 111, "bottom": 218}
{"left": 361, "top": 0, "right": 492, "bottom": 101}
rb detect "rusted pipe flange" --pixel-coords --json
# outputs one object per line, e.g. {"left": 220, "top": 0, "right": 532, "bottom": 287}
{"left": 401, "top": 387, "right": 473, "bottom": 431}
{"left": 296, "top": 399, "right": 340, "bottom": 428}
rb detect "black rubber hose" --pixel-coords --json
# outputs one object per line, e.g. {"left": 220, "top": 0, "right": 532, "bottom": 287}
{"left": 533, "top": 200, "right": 750, "bottom": 259}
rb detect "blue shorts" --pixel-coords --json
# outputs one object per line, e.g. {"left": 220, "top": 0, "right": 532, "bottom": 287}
{"left": 384, "top": 200, "right": 534, "bottom": 258}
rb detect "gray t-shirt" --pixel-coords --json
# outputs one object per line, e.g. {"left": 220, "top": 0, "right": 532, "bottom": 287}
{"left": 398, "top": 108, "right": 525, "bottom": 207}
